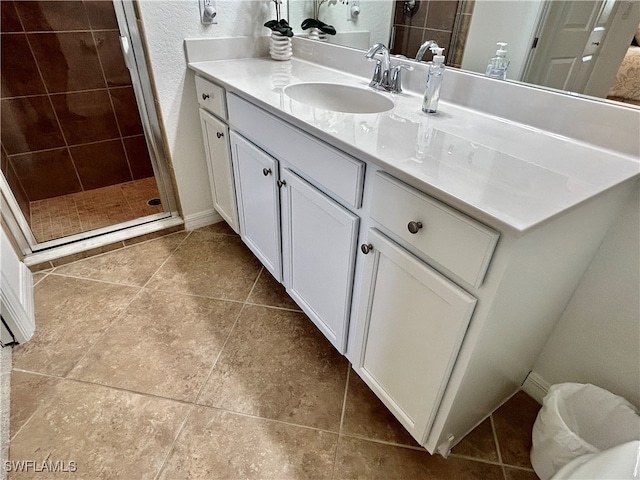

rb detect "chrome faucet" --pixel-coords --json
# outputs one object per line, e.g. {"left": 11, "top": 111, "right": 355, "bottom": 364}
{"left": 415, "top": 40, "right": 440, "bottom": 62}
{"left": 365, "top": 43, "right": 391, "bottom": 90}
{"left": 365, "top": 43, "right": 414, "bottom": 93}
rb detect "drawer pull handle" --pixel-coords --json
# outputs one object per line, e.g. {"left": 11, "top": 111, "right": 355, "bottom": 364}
{"left": 216, "top": 131, "right": 224, "bottom": 139}
{"left": 277, "top": 180, "right": 287, "bottom": 188}
{"left": 263, "top": 168, "right": 272, "bottom": 176}
{"left": 361, "top": 243, "right": 373, "bottom": 254}
{"left": 407, "top": 221, "right": 423, "bottom": 234}
{"left": 202, "top": 93, "right": 210, "bottom": 100}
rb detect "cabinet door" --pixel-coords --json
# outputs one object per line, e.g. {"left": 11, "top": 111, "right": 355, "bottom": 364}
{"left": 200, "top": 109, "right": 239, "bottom": 233}
{"left": 353, "top": 229, "right": 476, "bottom": 444}
{"left": 280, "top": 169, "right": 359, "bottom": 353}
{"left": 231, "top": 132, "right": 282, "bottom": 281}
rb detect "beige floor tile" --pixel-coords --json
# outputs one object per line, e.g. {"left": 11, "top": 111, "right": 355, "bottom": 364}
{"left": 53, "top": 232, "right": 187, "bottom": 286}
{"left": 31, "top": 272, "right": 48, "bottom": 286}
{"left": 197, "top": 305, "right": 348, "bottom": 431}
{"left": 8, "top": 379, "right": 190, "bottom": 480}
{"left": 195, "top": 221, "right": 238, "bottom": 237}
{"left": 341, "top": 369, "right": 419, "bottom": 447}
{"left": 12, "top": 275, "right": 139, "bottom": 377}
{"left": 247, "top": 268, "right": 300, "bottom": 310}
{"left": 493, "top": 391, "right": 541, "bottom": 468}
{"left": 451, "top": 417, "right": 500, "bottom": 463}
{"left": 69, "top": 290, "right": 242, "bottom": 401}
{"left": 9, "top": 371, "right": 60, "bottom": 439}
{"left": 504, "top": 467, "right": 539, "bottom": 480}
{"left": 146, "top": 231, "right": 262, "bottom": 301}
{"left": 333, "top": 436, "right": 505, "bottom": 480}
{"left": 158, "top": 407, "right": 338, "bottom": 480}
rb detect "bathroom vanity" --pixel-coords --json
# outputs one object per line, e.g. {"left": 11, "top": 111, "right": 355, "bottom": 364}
{"left": 188, "top": 39, "right": 639, "bottom": 455}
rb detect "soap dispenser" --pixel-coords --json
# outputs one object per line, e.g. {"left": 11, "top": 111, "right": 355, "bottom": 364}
{"left": 422, "top": 47, "right": 445, "bottom": 114}
{"left": 485, "top": 42, "right": 510, "bottom": 80}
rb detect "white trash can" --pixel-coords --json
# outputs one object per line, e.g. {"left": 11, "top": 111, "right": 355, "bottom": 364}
{"left": 530, "top": 383, "right": 640, "bottom": 480}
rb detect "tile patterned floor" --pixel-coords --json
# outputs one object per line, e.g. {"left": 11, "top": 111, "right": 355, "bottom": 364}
{"left": 29, "top": 177, "right": 163, "bottom": 243}
{"left": 9, "top": 223, "right": 542, "bottom": 479}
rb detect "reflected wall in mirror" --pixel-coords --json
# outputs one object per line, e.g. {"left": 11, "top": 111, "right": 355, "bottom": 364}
{"left": 288, "top": 0, "right": 640, "bottom": 108}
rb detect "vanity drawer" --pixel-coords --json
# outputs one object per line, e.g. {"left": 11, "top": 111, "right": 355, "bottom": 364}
{"left": 227, "top": 93, "right": 364, "bottom": 209}
{"left": 195, "top": 75, "right": 227, "bottom": 119}
{"left": 370, "top": 172, "right": 499, "bottom": 287}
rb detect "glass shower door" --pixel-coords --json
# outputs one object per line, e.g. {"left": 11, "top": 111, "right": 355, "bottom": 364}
{"left": 0, "top": 0, "right": 177, "bottom": 253}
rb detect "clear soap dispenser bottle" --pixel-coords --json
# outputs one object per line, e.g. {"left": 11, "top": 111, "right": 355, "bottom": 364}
{"left": 485, "top": 42, "right": 510, "bottom": 80}
{"left": 422, "top": 47, "right": 445, "bottom": 114}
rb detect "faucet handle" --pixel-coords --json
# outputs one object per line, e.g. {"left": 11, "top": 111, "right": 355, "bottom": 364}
{"left": 390, "top": 63, "right": 414, "bottom": 93}
{"left": 368, "top": 59, "right": 383, "bottom": 88}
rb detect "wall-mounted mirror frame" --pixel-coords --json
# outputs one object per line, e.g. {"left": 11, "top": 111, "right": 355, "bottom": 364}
{"left": 285, "top": 0, "right": 640, "bottom": 109}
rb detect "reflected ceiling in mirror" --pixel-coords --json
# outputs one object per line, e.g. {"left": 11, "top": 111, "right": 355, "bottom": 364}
{"left": 286, "top": 0, "right": 640, "bottom": 108}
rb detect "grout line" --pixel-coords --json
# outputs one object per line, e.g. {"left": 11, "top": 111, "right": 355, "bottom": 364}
{"left": 31, "top": 270, "right": 52, "bottom": 287}
{"left": 331, "top": 366, "right": 351, "bottom": 480}
{"left": 139, "top": 230, "right": 193, "bottom": 290}
{"left": 242, "top": 301, "right": 303, "bottom": 313}
{"left": 246, "top": 267, "right": 264, "bottom": 303}
{"left": 490, "top": 414, "right": 509, "bottom": 479}
{"left": 191, "top": 267, "right": 262, "bottom": 405}
{"left": 490, "top": 414, "right": 504, "bottom": 464}
{"left": 338, "top": 432, "right": 427, "bottom": 452}
{"left": 46, "top": 271, "right": 147, "bottom": 290}
{"left": 153, "top": 404, "right": 197, "bottom": 480}
{"left": 447, "top": 453, "right": 508, "bottom": 467}
{"left": 49, "top": 229, "right": 186, "bottom": 272}
{"left": 192, "top": 303, "right": 248, "bottom": 404}
{"left": 64, "top": 287, "right": 145, "bottom": 379}
{"left": 338, "top": 366, "right": 350, "bottom": 435}
{"left": 11, "top": 368, "right": 194, "bottom": 406}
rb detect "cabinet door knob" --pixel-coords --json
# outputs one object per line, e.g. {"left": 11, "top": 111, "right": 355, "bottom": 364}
{"left": 361, "top": 243, "right": 373, "bottom": 254}
{"left": 216, "top": 131, "right": 224, "bottom": 139}
{"left": 263, "top": 168, "right": 272, "bottom": 176}
{"left": 407, "top": 221, "right": 423, "bottom": 234}
{"left": 277, "top": 179, "right": 287, "bottom": 188}
{"left": 202, "top": 93, "right": 210, "bottom": 100}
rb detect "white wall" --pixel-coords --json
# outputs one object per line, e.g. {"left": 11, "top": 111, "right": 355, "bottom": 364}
{"left": 532, "top": 183, "right": 640, "bottom": 407}
{"left": 462, "top": 0, "right": 544, "bottom": 80}
{"left": 136, "top": 0, "right": 273, "bottom": 224}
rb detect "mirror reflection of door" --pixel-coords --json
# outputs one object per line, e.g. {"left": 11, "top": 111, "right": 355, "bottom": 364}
{"left": 523, "top": 0, "right": 636, "bottom": 97}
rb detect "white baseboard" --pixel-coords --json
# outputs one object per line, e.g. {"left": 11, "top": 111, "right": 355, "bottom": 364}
{"left": 183, "top": 209, "right": 222, "bottom": 231}
{"left": 522, "top": 371, "right": 551, "bottom": 404}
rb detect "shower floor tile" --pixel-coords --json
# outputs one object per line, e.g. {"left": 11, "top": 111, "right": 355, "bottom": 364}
{"left": 29, "top": 177, "right": 162, "bottom": 243}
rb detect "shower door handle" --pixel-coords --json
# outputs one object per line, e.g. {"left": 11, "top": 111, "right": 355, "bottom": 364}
{"left": 119, "top": 35, "right": 134, "bottom": 71}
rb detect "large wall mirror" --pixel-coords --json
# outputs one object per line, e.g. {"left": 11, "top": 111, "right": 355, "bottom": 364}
{"left": 286, "top": 0, "right": 640, "bottom": 108}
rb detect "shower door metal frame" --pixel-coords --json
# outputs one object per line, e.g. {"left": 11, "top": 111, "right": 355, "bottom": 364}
{"left": 0, "top": 0, "right": 180, "bottom": 259}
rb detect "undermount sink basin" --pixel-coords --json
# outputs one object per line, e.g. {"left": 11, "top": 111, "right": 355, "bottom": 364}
{"left": 283, "top": 82, "right": 394, "bottom": 114}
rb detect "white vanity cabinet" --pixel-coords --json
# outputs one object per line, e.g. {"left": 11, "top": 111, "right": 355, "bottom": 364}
{"left": 353, "top": 228, "right": 477, "bottom": 443}
{"left": 227, "top": 94, "right": 364, "bottom": 353}
{"left": 230, "top": 132, "right": 282, "bottom": 281}
{"left": 351, "top": 172, "right": 498, "bottom": 445}
{"left": 196, "top": 75, "right": 239, "bottom": 233}
{"left": 280, "top": 169, "right": 359, "bottom": 351}
{"left": 190, "top": 66, "right": 635, "bottom": 458}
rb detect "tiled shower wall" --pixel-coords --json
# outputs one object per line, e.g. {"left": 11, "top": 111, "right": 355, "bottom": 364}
{"left": 391, "top": 0, "right": 474, "bottom": 68}
{"left": 0, "top": 0, "right": 154, "bottom": 212}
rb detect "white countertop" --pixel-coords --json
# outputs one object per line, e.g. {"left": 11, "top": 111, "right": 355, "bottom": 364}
{"left": 188, "top": 57, "right": 639, "bottom": 234}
